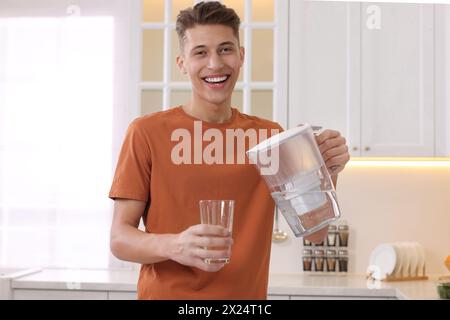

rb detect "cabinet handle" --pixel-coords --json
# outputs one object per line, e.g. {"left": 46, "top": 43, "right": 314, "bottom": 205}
{"left": 352, "top": 147, "right": 358, "bottom": 151}
{"left": 364, "top": 146, "right": 371, "bottom": 151}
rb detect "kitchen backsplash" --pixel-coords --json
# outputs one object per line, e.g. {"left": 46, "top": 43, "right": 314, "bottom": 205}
{"left": 269, "top": 164, "right": 450, "bottom": 275}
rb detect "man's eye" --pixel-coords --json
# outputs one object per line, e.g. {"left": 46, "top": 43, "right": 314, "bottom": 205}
{"left": 195, "top": 51, "right": 206, "bottom": 56}
{"left": 220, "top": 47, "right": 233, "bottom": 53}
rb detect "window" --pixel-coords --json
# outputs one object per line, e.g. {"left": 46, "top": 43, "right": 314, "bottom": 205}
{"left": 0, "top": 0, "right": 135, "bottom": 269}
{"left": 140, "top": 0, "right": 288, "bottom": 127}
{"left": 0, "top": 0, "right": 287, "bottom": 270}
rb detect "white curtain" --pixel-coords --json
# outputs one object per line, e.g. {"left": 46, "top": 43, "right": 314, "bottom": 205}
{"left": 0, "top": 1, "right": 136, "bottom": 269}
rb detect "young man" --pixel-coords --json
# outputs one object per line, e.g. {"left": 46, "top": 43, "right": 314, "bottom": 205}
{"left": 109, "top": 1, "right": 349, "bottom": 300}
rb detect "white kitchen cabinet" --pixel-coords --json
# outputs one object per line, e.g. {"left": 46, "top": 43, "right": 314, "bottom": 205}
{"left": 12, "top": 288, "right": 138, "bottom": 300}
{"left": 288, "top": 0, "right": 359, "bottom": 153}
{"left": 0, "top": 268, "right": 41, "bottom": 300}
{"left": 288, "top": 1, "right": 437, "bottom": 157}
{"left": 267, "top": 294, "right": 290, "bottom": 300}
{"left": 108, "top": 291, "right": 137, "bottom": 300}
{"left": 360, "top": 3, "right": 434, "bottom": 156}
{"left": 13, "top": 289, "right": 108, "bottom": 300}
{"left": 289, "top": 295, "right": 396, "bottom": 300}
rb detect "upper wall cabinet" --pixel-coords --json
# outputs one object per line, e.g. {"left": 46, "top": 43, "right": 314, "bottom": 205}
{"left": 288, "top": 1, "right": 448, "bottom": 157}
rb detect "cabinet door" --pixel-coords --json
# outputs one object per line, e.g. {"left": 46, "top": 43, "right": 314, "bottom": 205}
{"left": 13, "top": 289, "right": 108, "bottom": 300}
{"left": 290, "top": 295, "right": 396, "bottom": 300}
{"left": 267, "top": 294, "right": 290, "bottom": 300}
{"left": 288, "top": 1, "right": 361, "bottom": 156}
{"left": 108, "top": 291, "right": 137, "bottom": 300}
{"left": 361, "top": 3, "right": 434, "bottom": 156}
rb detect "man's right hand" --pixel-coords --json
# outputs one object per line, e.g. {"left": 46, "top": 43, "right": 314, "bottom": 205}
{"left": 169, "top": 224, "right": 233, "bottom": 272}
{"left": 110, "top": 199, "right": 233, "bottom": 271}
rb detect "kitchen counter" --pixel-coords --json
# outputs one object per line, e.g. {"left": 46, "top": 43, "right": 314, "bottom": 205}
{"left": 268, "top": 273, "right": 441, "bottom": 300}
{"left": 12, "top": 269, "right": 139, "bottom": 292}
{"left": 10, "top": 269, "right": 442, "bottom": 300}
{"left": 0, "top": 268, "right": 42, "bottom": 300}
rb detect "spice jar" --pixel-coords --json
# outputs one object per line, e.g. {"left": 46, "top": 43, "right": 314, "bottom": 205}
{"left": 302, "top": 249, "right": 313, "bottom": 272}
{"left": 315, "top": 239, "right": 325, "bottom": 247}
{"left": 313, "top": 249, "right": 325, "bottom": 272}
{"left": 338, "top": 224, "right": 349, "bottom": 247}
{"left": 326, "top": 225, "right": 337, "bottom": 247}
{"left": 338, "top": 249, "right": 349, "bottom": 272}
{"left": 326, "top": 250, "right": 337, "bottom": 272}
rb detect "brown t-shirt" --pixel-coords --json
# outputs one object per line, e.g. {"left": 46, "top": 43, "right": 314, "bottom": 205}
{"left": 109, "top": 106, "right": 283, "bottom": 299}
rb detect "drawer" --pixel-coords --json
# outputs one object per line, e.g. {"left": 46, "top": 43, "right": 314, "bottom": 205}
{"left": 14, "top": 289, "right": 108, "bottom": 300}
{"left": 267, "top": 295, "right": 290, "bottom": 300}
{"left": 290, "top": 295, "right": 396, "bottom": 300}
{"left": 108, "top": 291, "right": 137, "bottom": 300}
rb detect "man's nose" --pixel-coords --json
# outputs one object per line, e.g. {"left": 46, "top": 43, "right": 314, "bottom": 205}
{"left": 207, "top": 53, "right": 224, "bottom": 70}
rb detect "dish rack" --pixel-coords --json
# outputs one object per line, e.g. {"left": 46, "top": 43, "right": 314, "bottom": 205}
{"left": 384, "top": 271, "right": 428, "bottom": 282}
{"left": 367, "top": 241, "right": 428, "bottom": 282}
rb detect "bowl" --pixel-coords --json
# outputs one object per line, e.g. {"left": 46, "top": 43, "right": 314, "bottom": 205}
{"left": 437, "top": 280, "right": 450, "bottom": 299}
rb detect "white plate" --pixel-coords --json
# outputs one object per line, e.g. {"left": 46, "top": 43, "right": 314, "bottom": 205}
{"left": 369, "top": 244, "right": 396, "bottom": 280}
{"left": 398, "top": 242, "right": 410, "bottom": 278}
{"left": 392, "top": 242, "right": 404, "bottom": 278}
{"left": 415, "top": 242, "right": 426, "bottom": 276}
{"left": 406, "top": 242, "right": 419, "bottom": 277}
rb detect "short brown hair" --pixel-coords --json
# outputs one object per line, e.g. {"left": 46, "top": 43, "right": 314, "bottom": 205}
{"left": 176, "top": 1, "right": 241, "bottom": 52}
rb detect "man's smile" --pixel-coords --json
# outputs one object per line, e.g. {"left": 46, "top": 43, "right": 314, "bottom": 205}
{"left": 202, "top": 74, "right": 231, "bottom": 88}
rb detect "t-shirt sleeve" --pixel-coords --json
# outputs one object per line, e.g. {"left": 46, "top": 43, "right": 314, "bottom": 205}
{"left": 109, "top": 120, "right": 152, "bottom": 202}
{"left": 275, "top": 122, "right": 285, "bottom": 132}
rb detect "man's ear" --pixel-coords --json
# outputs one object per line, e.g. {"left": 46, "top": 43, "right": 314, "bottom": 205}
{"left": 239, "top": 46, "right": 245, "bottom": 67}
{"left": 176, "top": 55, "right": 187, "bottom": 74}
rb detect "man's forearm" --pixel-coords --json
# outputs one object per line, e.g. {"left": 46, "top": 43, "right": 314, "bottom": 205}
{"left": 110, "top": 225, "right": 175, "bottom": 265}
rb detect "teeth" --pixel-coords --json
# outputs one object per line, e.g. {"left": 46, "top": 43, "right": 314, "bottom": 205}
{"left": 204, "top": 76, "right": 228, "bottom": 83}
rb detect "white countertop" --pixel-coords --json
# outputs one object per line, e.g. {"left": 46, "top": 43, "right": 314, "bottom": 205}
{"left": 12, "top": 269, "right": 139, "bottom": 292}
{"left": 11, "top": 269, "right": 442, "bottom": 299}
{"left": 268, "top": 273, "right": 441, "bottom": 299}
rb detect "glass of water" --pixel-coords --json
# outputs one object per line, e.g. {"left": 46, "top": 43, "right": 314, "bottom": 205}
{"left": 199, "top": 200, "right": 234, "bottom": 264}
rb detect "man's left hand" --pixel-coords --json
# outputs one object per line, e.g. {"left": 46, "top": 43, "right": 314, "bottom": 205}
{"left": 315, "top": 130, "right": 350, "bottom": 177}
{"left": 302, "top": 129, "right": 349, "bottom": 244}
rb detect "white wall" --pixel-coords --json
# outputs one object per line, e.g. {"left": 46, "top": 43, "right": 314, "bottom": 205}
{"left": 269, "top": 165, "right": 450, "bottom": 275}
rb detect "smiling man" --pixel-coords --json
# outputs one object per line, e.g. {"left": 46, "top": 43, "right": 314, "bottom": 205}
{"left": 109, "top": 1, "right": 350, "bottom": 300}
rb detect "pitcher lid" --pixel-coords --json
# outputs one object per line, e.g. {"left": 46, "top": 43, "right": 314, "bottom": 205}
{"left": 246, "top": 124, "right": 312, "bottom": 154}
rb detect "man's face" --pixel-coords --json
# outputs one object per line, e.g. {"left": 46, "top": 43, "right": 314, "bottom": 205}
{"left": 177, "top": 24, "right": 244, "bottom": 107}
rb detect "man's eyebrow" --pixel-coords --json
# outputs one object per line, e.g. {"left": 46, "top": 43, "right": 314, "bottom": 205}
{"left": 191, "top": 45, "right": 207, "bottom": 52}
{"left": 218, "top": 41, "right": 236, "bottom": 47}
{"left": 190, "top": 41, "right": 237, "bottom": 53}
